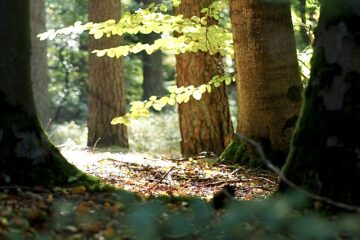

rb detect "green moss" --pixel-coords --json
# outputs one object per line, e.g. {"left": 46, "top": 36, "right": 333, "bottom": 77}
{"left": 0, "top": 91, "right": 110, "bottom": 190}
{"left": 219, "top": 138, "right": 263, "bottom": 168}
{"left": 280, "top": 41, "right": 360, "bottom": 205}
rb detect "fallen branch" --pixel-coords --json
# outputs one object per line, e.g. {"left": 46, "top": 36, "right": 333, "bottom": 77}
{"left": 146, "top": 166, "right": 176, "bottom": 193}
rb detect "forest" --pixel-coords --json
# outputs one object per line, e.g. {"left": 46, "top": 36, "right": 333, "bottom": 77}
{"left": 0, "top": 0, "right": 359, "bottom": 239}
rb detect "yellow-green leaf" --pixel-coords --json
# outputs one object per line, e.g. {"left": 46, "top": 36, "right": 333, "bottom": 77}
{"left": 192, "top": 90, "right": 202, "bottom": 100}
{"left": 111, "top": 117, "right": 123, "bottom": 125}
{"left": 176, "top": 94, "right": 186, "bottom": 104}
{"left": 168, "top": 97, "right": 176, "bottom": 105}
{"left": 225, "top": 77, "right": 232, "bottom": 85}
{"left": 149, "top": 96, "right": 157, "bottom": 101}
{"left": 152, "top": 103, "right": 163, "bottom": 111}
{"left": 94, "top": 30, "right": 104, "bottom": 39}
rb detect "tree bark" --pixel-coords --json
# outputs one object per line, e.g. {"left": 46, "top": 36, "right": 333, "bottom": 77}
{"left": 141, "top": 37, "right": 165, "bottom": 100}
{"left": 0, "top": 0, "right": 97, "bottom": 187}
{"left": 223, "top": 0, "right": 303, "bottom": 167}
{"left": 299, "top": 0, "right": 310, "bottom": 47}
{"left": 281, "top": 0, "right": 360, "bottom": 205}
{"left": 87, "top": 0, "right": 128, "bottom": 148}
{"left": 30, "top": 0, "right": 49, "bottom": 127}
{"left": 135, "top": 0, "right": 165, "bottom": 100}
{"left": 174, "top": 0, "right": 233, "bottom": 156}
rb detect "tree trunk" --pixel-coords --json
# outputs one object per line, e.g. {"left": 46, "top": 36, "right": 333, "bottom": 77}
{"left": 299, "top": 0, "right": 310, "bottom": 47}
{"left": 222, "top": 0, "right": 302, "bottom": 167}
{"left": 0, "top": 0, "right": 97, "bottom": 187}
{"left": 141, "top": 38, "right": 165, "bottom": 100}
{"left": 135, "top": 0, "right": 165, "bottom": 100}
{"left": 30, "top": 0, "right": 49, "bottom": 127}
{"left": 174, "top": 0, "right": 233, "bottom": 156}
{"left": 281, "top": 0, "right": 360, "bottom": 205}
{"left": 87, "top": 0, "right": 128, "bottom": 148}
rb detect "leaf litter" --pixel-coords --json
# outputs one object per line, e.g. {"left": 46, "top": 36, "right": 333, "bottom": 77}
{"left": 0, "top": 147, "right": 278, "bottom": 239}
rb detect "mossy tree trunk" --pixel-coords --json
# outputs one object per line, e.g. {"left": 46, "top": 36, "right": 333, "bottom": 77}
{"left": 222, "top": 0, "right": 302, "bottom": 167}
{"left": 280, "top": 0, "right": 360, "bottom": 205}
{"left": 0, "top": 0, "right": 97, "bottom": 187}
{"left": 175, "top": 0, "right": 233, "bottom": 156}
{"left": 87, "top": 0, "right": 128, "bottom": 148}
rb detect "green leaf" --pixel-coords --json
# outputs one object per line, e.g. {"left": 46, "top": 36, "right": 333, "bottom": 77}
{"left": 94, "top": 30, "right": 104, "bottom": 39}
{"left": 149, "top": 96, "right": 157, "bottom": 101}
{"left": 206, "top": 85, "right": 212, "bottom": 93}
{"left": 225, "top": 77, "right": 232, "bottom": 85}
{"left": 111, "top": 117, "right": 124, "bottom": 125}
{"left": 168, "top": 97, "right": 176, "bottom": 105}
{"left": 168, "top": 86, "right": 177, "bottom": 93}
{"left": 152, "top": 103, "right": 163, "bottom": 111}
{"left": 176, "top": 94, "right": 186, "bottom": 104}
{"left": 192, "top": 90, "right": 202, "bottom": 100}
{"left": 160, "top": 5, "right": 168, "bottom": 12}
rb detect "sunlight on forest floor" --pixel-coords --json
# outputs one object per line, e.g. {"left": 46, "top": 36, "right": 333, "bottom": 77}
{"left": 61, "top": 145, "right": 278, "bottom": 201}
{"left": 49, "top": 105, "right": 263, "bottom": 200}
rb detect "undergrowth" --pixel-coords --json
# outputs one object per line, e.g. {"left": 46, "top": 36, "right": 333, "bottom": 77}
{"left": 48, "top": 111, "right": 181, "bottom": 155}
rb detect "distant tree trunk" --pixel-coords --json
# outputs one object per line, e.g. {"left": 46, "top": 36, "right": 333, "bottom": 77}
{"left": 175, "top": 0, "right": 233, "bottom": 156}
{"left": 141, "top": 36, "right": 165, "bottom": 100}
{"left": 299, "top": 0, "right": 310, "bottom": 48}
{"left": 280, "top": 0, "right": 360, "bottom": 205}
{"left": 135, "top": 0, "right": 165, "bottom": 100}
{"left": 222, "top": 0, "right": 302, "bottom": 167}
{"left": 30, "top": 0, "right": 49, "bottom": 127}
{"left": 87, "top": 0, "right": 128, "bottom": 148}
{"left": 0, "top": 0, "right": 96, "bottom": 187}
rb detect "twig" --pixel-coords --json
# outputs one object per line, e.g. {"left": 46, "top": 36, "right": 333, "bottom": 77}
{"left": 146, "top": 166, "right": 176, "bottom": 192}
{"left": 201, "top": 179, "right": 244, "bottom": 187}
{"left": 235, "top": 132, "right": 360, "bottom": 213}
{"left": 230, "top": 166, "right": 246, "bottom": 175}
{"left": 248, "top": 176, "right": 277, "bottom": 185}
{"left": 92, "top": 138, "right": 101, "bottom": 152}
{"left": 238, "top": 186, "right": 274, "bottom": 192}
{"left": 44, "top": 118, "right": 52, "bottom": 133}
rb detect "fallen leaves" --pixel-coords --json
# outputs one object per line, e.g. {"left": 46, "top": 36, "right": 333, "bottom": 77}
{"left": 0, "top": 148, "right": 279, "bottom": 239}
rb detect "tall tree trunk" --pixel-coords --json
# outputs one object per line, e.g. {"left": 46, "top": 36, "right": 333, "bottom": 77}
{"left": 281, "top": 0, "right": 360, "bottom": 205}
{"left": 141, "top": 37, "right": 165, "bottom": 100}
{"left": 175, "top": 0, "right": 233, "bottom": 156}
{"left": 87, "top": 0, "right": 128, "bottom": 148}
{"left": 135, "top": 0, "right": 165, "bottom": 100}
{"left": 30, "top": 0, "right": 49, "bottom": 127}
{"left": 299, "top": 0, "right": 310, "bottom": 48}
{"left": 0, "top": 0, "right": 96, "bottom": 187}
{"left": 222, "top": 0, "right": 302, "bottom": 167}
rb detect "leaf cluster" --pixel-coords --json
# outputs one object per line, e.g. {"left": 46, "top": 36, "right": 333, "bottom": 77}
{"left": 111, "top": 75, "right": 234, "bottom": 126}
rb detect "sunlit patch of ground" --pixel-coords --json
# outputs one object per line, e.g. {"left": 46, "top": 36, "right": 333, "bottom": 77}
{"left": 61, "top": 146, "right": 278, "bottom": 201}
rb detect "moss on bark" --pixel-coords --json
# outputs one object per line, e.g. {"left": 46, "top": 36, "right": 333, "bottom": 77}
{"left": 220, "top": 138, "right": 262, "bottom": 168}
{"left": 280, "top": 0, "right": 360, "bottom": 206}
{"left": 0, "top": 92, "right": 108, "bottom": 190}
{"left": 220, "top": 135, "right": 287, "bottom": 169}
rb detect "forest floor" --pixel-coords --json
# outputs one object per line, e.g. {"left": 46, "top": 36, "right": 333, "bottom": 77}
{"left": 61, "top": 146, "right": 278, "bottom": 200}
{"left": 0, "top": 147, "right": 278, "bottom": 239}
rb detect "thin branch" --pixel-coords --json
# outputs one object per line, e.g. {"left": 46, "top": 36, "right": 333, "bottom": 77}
{"left": 234, "top": 132, "right": 360, "bottom": 213}
{"left": 146, "top": 166, "right": 176, "bottom": 192}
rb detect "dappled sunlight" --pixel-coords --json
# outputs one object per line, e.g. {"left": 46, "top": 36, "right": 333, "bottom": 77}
{"left": 61, "top": 145, "right": 278, "bottom": 200}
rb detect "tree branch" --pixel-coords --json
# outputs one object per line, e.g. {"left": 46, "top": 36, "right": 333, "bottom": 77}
{"left": 234, "top": 132, "right": 360, "bottom": 213}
